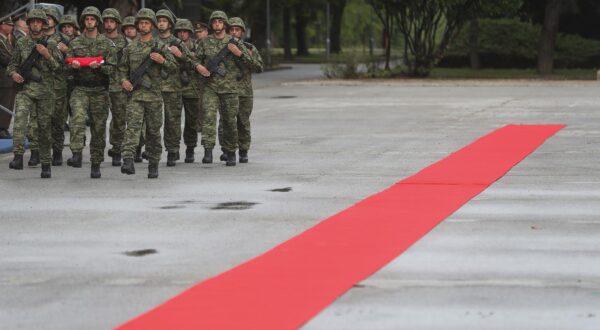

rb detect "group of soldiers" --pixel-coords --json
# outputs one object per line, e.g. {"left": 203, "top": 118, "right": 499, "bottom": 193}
{"left": 0, "top": 5, "right": 263, "bottom": 179}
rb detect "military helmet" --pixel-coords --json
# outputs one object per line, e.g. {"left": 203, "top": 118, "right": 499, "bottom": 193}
{"left": 43, "top": 6, "right": 60, "bottom": 25}
{"left": 209, "top": 11, "right": 228, "bottom": 25}
{"left": 59, "top": 14, "right": 79, "bottom": 30}
{"left": 121, "top": 16, "right": 135, "bottom": 31}
{"left": 174, "top": 18, "right": 193, "bottom": 33}
{"left": 194, "top": 21, "right": 208, "bottom": 32}
{"left": 26, "top": 8, "right": 48, "bottom": 25}
{"left": 79, "top": 6, "right": 102, "bottom": 26}
{"left": 102, "top": 8, "right": 122, "bottom": 24}
{"left": 135, "top": 8, "right": 157, "bottom": 27}
{"left": 155, "top": 9, "right": 175, "bottom": 26}
{"left": 228, "top": 17, "right": 246, "bottom": 32}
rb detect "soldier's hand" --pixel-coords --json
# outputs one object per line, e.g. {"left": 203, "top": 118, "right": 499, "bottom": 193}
{"left": 169, "top": 46, "right": 182, "bottom": 58}
{"left": 228, "top": 43, "right": 242, "bottom": 57}
{"left": 122, "top": 80, "right": 133, "bottom": 92}
{"left": 195, "top": 64, "right": 210, "bottom": 77}
{"left": 36, "top": 44, "right": 51, "bottom": 59}
{"left": 89, "top": 61, "right": 101, "bottom": 69}
{"left": 150, "top": 52, "right": 166, "bottom": 64}
{"left": 11, "top": 72, "right": 24, "bottom": 84}
{"left": 57, "top": 42, "right": 69, "bottom": 53}
{"left": 70, "top": 60, "right": 81, "bottom": 69}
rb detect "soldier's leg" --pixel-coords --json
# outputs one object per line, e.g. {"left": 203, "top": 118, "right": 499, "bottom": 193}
{"left": 122, "top": 100, "right": 144, "bottom": 160}
{"left": 144, "top": 100, "right": 164, "bottom": 164}
{"left": 68, "top": 88, "right": 89, "bottom": 154}
{"left": 51, "top": 91, "right": 67, "bottom": 165}
{"left": 238, "top": 95, "right": 253, "bottom": 152}
{"left": 34, "top": 97, "right": 55, "bottom": 166}
{"left": 201, "top": 88, "right": 219, "bottom": 150}
{"left": 182, "top": 97, "right": 199, "bottom": 148}
{"left": 27, "top": 109, "right": 38, "bottom": 152}
{"left": 108, "top": 91, "right": 128, "bottom": 155}
{"left": 196, "top": 84, "right": 204, "bottom": 133}
{"left": 88, "top": 92, "right": 109, "bottom": 165}
{"left": 218, "top": 93, "right": 239, "bottom": 154}
{"left": 162, "top": 92, "right": 183, "bottom": 153}
{"left": 10, "top": 93, "right": 33, "bottom": 169}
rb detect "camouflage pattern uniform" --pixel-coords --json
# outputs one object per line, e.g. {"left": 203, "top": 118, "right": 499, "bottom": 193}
{"left": 103, "top": 8, "right": 129, "bottom": 166}
{"left": 218, "top": 17, "right": 263, "bottom": 163}
{"left": 175, "top": 18, "right": 202, "bottom": 163}
{"left": 194, "top": 11, "right": 252, "bottom": 165}
{"left": 0, "top": 19, "right": 15, "bottom": 137}
{"left": 6, "top": 9, "right": 61, "bottom": 177}
{"left": 66, "top": 7, "right": 117, "bottom": 172}
{"left": 119, "top": 8, "right": 176, "bottom": 177}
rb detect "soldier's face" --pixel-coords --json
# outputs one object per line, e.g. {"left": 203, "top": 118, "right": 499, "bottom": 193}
{"left": 195, "top": 29, "right": 208, "bottom": 40}
{"left": 0, "top": 23, "right": 13, "bottom": 35}
{"left": 211, "top": 19, "right": 224, "bottom": 33}
{"left": 124, "top": 26, "right": 137, "bottom": 38}
{"left": 28, "top": 19, "right": 43, "bottom": 35}
{"left": 47, "top": 17, "right": 56, "bottom": 28}
{"left": 61, "top": 24, "right": 74, "bottom": 37}
{"left": 103, "top": 18, "right": 117, "bottom": 33}
{"left": 157, "top": 17, "right": 170, "bottom": 33}
{"left": 137, "top": 20, "right": 152, "bottom": 35}
{"left": 176, "top": 30, "right": 190, "bottom": 41}
{"left": 84, "top": 16, "right": 97, "bottom": 31}
{"left": 229, "top": 26, "right": 243, "bottom": 39}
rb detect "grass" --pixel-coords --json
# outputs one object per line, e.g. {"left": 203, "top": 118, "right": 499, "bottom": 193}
{"left": 428, "top": 67, "right": 597, "bottom": 80}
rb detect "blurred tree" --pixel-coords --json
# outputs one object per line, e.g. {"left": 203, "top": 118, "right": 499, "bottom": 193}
{"left": 329, "top": 0, "right": 347, "bottom": 53}
{"left": 367, "top": 0, "right": 395, "bottom": 70}
{"left": 536, "top": 0, "right": 576, "bottom": 74}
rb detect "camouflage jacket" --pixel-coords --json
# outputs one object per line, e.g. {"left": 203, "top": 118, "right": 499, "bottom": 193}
{"left": 159, "top": 34, "right": 195, "bottom": 93}
{"left": 194, "top": 34, "right": 253, "bottom": 94}
{"left": 47, "top": 31, "right": 68, "bottom": 91}
{"left": 237, "top": 42, "right": 263, "bottom": 97}
{"left": 67, "top": 33, "right": 117, "bottom": 91}
{"left": 6, "top": 34, "right": 61, "bottom": 98}
{"left": 106, "top": 33, "right": 129, "bottom": 93}
{"left": 0, "top": 33, "right": 13, "bottom": 89}
{"left": 118, "top": 37, "right": 176, "bottom": 102}
{"left": 181, "top": 38, "right": 201, "bottom": 99}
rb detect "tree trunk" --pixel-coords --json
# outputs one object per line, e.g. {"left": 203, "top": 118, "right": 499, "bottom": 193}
{"left": 283, "top": 5, "right": 292, "bottom": 60}
{"left": 468, "top": 18, "right": 481, "bottom": 70}
{"left": 538, "top": 0, "right": 564, "bottom": 75}
{"left": 108, "top": 0, "right": 138, "bottom": 18}
{"left": 330, "top": 0, "right": 346, "bottom": 53}
{"left": 295, "top": 8, "right": 309, "bottom": 56}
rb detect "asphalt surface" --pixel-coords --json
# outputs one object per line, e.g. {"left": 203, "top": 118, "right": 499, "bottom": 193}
{"left": 1, "top": 66, "right": 599, "bottom": 329}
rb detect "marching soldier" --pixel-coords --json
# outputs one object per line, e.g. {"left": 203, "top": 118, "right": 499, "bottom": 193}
{"left": 6, "top": 8, "right": 61, "bottom": 178}
{"left": 175, "top": 18, "right": 202, "bottom": 163}
{"left": 122, "top": 16, "right": 137, "bottom": 40}
{"left": 59, "top": 15, "right": 79, "bottom": 39}
{"left": 119, "top": 8, "right": 176, "bottom": 178}
{"left": 0, "top": 16, "right": 15, "bottom": 139}
{"left": 66, "top": 6, "right": 117, "bottom": 178}
{"left": 103, "top": 8, "right": 128, "bottom": 167}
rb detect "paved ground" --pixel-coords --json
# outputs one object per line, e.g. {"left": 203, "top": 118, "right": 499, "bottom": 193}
{"left": 1, "top": 66, "right": 599, "bottom": 329}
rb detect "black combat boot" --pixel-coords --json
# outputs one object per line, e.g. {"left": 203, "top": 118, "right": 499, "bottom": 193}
{"left": 28, "top": 150, "right": 40, "bottom": 166}
{"left": 121, "top": 158, "right": 135, "bottom": 175}
{"left": 112, "top": 153, "right": 122, "bottom": 166}
{"left": 91, "top": 163, "right": 101, "bottom": 179}
{"left": 202, "top": 148, "right": 213, "bottom": 164}
{"left": 52, "top": 150, "right": 63, "bottom": 166}
{"left": 134, "top": 147, "right": 143, "bottom": 163}
{"left": 239, "top": 150, "right": 248, "bottom": 163}
{"left": 148, "top": 161, "right": 159, "bottom": 179}
{"left": 141, "top": 151, "right": 148, "bottom": 160}
{"left": 9, "top": 154, "right": 23, "bottom": 170}
{"left": 185, "top": 147, "right": 195, "bottom": 163}
{"left": 107, "top": 148, "right": 115, "bottom": 157}
{"left": 167, "top": 152, "right": 177, "bottom": 167}
{"left": 220, "top": 153, "right": 227, "bottom": 161}
{"left": 40, "top": 164, "right": 51, "bottom": 178}
{"left": 66, "top": 152, "right": 82, "bottom": 168}
{"left": 226, "top": 151, "right": 236, "bottom": 167}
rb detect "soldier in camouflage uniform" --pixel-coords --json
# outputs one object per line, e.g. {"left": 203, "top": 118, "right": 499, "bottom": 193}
{"left": 122, "top": 16, "right": 137, "bottom": 40}
{"left": 156, "top": 9, "right": 194, "bottom": 167}
{"left": 218, "top": 17, "right": 263, "bottom": 163}
{"left": 0, "top": 17, "right": 15, "bottom": 139}
{"left": 175, "top": 18, "right": 202, "bottom": 163}
{"left": 194, "top": 11, "right": 252, "bottom": 166}
{"left": 119, "top": 8, "right": 176, "bottom": 178}
{"left": 6, "top": 9, "right": 61, "bottom": 178}
{"left": 103, "top": 8, "right": 128, "bottom": 167}
{"left": 59, "top": 15, "right": 79, "bottom": 39}
{"left": 66, "top": 6, "right": 117, "bottom": 178}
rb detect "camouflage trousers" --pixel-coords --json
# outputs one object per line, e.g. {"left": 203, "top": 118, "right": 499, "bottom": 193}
{"left": 219, "top": 95, "right": 253, "bottom": 152}
{"left": 123, "top": 100, "right": 163, "bottom": 163}
{"left": 13, "top": 92, "right": 54, "bottom": 164}
{"left": 201, "top": 87, "right": 238, "bottom": 152}
{"left": 162, "top": 92, "right": 183, "bottom": 153}
{"left": 69, "top": 88, "right": 109, "bottom": 163}
{"left": 196, "top": 84, "right": 205, "bottom": 133}
{"left": 108, "top": 92, "right": 128, "bottom": 154}
{"left": 182, "top": 96, "right": 199, "bottom": 148}
{"left": 51, "top": 89, "right": 68, "bottom": 152}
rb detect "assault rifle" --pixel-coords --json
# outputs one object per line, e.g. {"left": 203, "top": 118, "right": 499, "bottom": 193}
{"left": 126, "top": 42, "right": 162, "bottom": 97}
{"left": 168, "top": 38, "right": 191, "bottom": 85}
{"left": 15, "top": 37, "right": 49, "bottom": 91}
{"left": 199, "top": 37, "right": 242, "bottom": 81}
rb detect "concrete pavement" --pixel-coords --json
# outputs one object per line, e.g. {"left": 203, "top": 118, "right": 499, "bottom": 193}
{"left": 0, "top": 68, "right": 599, "bottom": 329}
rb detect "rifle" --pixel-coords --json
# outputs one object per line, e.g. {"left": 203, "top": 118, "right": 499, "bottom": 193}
{"left": 126, "top": 42, "right": 162, "bottom": 97}
{"left": 199, "top": 37, "right": 242, "bottom": 81}
{"left": 169, "top": 38, "right": 191, "bottom": 85}
{"left": 15, "top": 37, "right": 49, "bottom": 91}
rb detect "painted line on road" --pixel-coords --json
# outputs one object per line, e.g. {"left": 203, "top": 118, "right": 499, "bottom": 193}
{"left": 116, "top": 124, "right": 565, "bottom": 330}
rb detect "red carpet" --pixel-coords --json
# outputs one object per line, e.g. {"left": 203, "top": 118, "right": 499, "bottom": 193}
{"left": 116, "top": 124, "right": 564, "bottom": 330}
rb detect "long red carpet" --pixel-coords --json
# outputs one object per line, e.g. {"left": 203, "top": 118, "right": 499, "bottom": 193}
{"left": 116, "top": 124, "right": 564, "bottom": 330}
